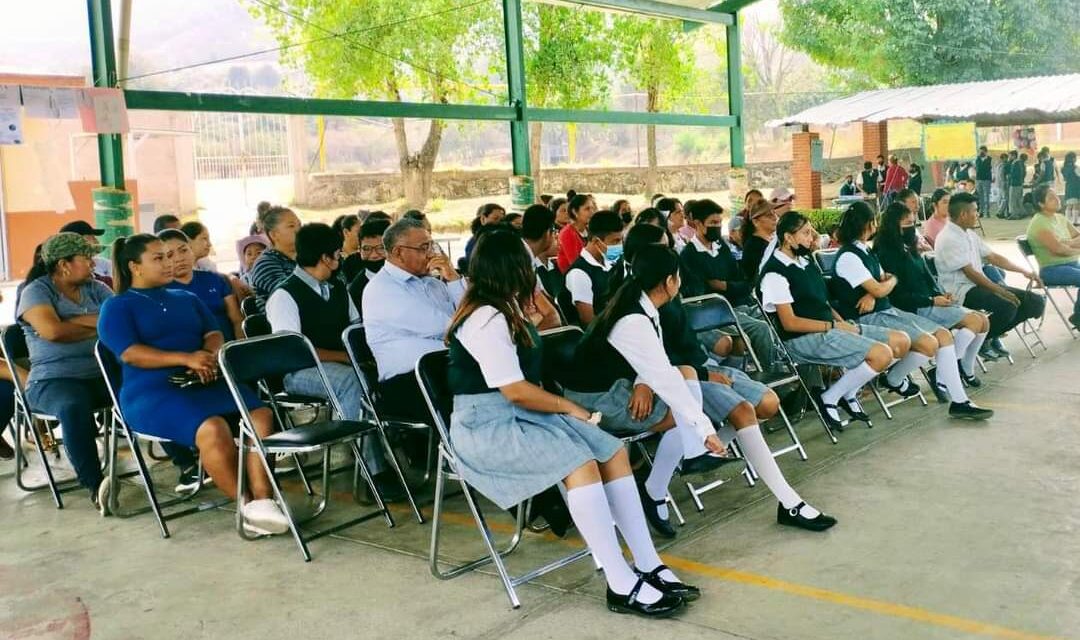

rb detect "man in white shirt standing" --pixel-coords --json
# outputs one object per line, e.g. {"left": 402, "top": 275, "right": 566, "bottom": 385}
{"left": 267, "top": 222, "right": 403, "bottom": 501}
{"left": 934, "top": 192, "right": 1045, "bottom": 353}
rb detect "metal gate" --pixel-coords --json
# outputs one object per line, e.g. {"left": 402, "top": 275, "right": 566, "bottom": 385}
{"left": 192, "top": 112, "right": 290, "bottom": 180}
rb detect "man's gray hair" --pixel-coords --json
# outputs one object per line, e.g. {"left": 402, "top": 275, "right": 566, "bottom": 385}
{"left": 383, "top": 216, "right": 426, "bottom": 251}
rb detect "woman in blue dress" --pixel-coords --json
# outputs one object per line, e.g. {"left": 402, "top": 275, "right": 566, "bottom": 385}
{"left": 158, "top": 229, "right": 244, "bottom": 341}
{"left": 446, "top": 229, "right": 690, "bottom": 618}
{"left": 98, "top": 234, "right": 289, "bottom": 536}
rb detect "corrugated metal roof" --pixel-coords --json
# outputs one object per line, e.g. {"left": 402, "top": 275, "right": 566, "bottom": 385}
{"left": 766, "top": 73, "right": 1080, "bottom": 128}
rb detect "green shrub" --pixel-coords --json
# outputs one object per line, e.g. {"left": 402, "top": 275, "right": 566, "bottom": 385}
{"left": 801, "top": 208, "right": 843, "bottom": 233}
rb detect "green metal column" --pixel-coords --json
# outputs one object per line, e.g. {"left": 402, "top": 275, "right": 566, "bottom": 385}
{"left": 87, "top": 0, "right": 125, "bottom": 188}
{"left": 502, "top": 0, "right": 531, "bottom": 177}
{"left": 726, "top": 12, "right": 745, "bottom": 168}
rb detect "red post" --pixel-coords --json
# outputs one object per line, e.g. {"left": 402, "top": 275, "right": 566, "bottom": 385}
{"left": 792, "top": 129, "right": 822, "bottom": 209}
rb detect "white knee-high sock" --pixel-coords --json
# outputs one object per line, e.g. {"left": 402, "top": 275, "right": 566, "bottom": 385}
{"left": 643, "top": 429, "right": 681, "bottom": 519}
{"left": 675, "top": 379, "right": 709, "bottom": 458}
{"left": 565, "top": 482, "right": 661, "bottom": 602}
{"left": 953, "top": 328, "right": 975, "bottom": 361}
{"left": 934, "top": 345, "right": 968, "bottom": 403}
{"left": 734, "top": 424, "right": 820, "bottom": 518}
{"left": 821, "top": 362, "right": 878, "bottom": 407}
{"left": 962, "top": 332, "right": 989, "bottom": 374}
{"left": 886, "top": 351, "right": 930, "bottom": 386}
{"left": 604, "top": 475, "right": 680, "bottom": 583}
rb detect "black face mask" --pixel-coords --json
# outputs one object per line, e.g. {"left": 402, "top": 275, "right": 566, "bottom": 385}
{"left": 360, "top": 258, "right": 384, "bottom": 274}
{"left": 901, "top": 226, "right": 918, "bottom": 247}
{"left": 792, "top": 244, "right": 813, "bottom": 257}
{"left": 704, "top": 226, "right": 723, "bottom": 243}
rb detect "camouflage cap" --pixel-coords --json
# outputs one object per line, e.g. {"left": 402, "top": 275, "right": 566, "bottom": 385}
{"left": 41, "top": 232, "right": 98, "bottom": 265}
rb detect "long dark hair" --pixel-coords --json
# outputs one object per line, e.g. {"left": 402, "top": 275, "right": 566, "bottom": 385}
{"left": 157, "top": 228, "right": 189, "bottom": 244}
{"left": 568, "top": 193, "right": 592, "bottom": 220}
{"left": 874, "top": 202, "right": 915, "bottom": 258}
{"left": 590, "top": 244, "right": 679, "bottom": 343}
{"left": 776, "top": 211, "right": 810, "bottom": 251}
{"left": 179, "top": 221, "right": 206, "bottom": 241}
{"left": 24, "top": 243, "right": 49, "bottom": 283}
{"left": 446, "top": 230, "right": 537, "bottom": 348}
{"left": 112, "top": 233, "right": 160, "bottom": 293}
{"left": 471, "top": 203, "right": 505, "bottom": 235}
{"left": 607, "top": 223, "right": 667, "bottom": 295}
{"left": 634, "top": 207, "right": 665, "bottom": 227}
{"left": 837, "top": 201, "right": 876, "bottom": 245}
{"left": 332, "top": 214, "right": 360, "bottom": 240}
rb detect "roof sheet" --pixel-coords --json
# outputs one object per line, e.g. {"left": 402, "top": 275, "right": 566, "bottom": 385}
{"left": 766, "top": 73, "right": 1080, "bottom": 128}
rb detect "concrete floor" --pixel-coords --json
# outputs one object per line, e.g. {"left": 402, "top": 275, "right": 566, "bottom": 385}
{"left": 2, "top": 298, "right": 1079, "bottom": 639}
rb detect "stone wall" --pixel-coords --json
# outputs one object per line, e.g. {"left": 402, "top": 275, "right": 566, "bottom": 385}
{"left": 300, "top": 148, "right": 926, "bottom": 208}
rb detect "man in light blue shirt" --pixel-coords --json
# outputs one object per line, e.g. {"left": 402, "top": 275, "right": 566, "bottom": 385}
{"left": 363, "top": 217, "right": 465, "bottom": 422}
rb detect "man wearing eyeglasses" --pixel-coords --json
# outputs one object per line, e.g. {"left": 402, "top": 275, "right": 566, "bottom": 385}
{"left": 363, "top": 216, "right": 464, "bottom": 423}
{"left": 346, "top": 218, "right": 392, "bottom": 315}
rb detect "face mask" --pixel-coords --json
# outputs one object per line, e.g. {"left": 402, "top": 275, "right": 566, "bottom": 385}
{"left": 792, "top": 244, "right": 813, "bottom": 258}
{"left": 604, "top": 243, "right": 624, "bottom": 263}
{"left": 901, "top": 226, "right": 918, "bottom": 247}
{"left": 704, "top": 226, "right": 723, "bottom": 243}
{"left": 360, "top": 258, "right": 384, "bottom": 274}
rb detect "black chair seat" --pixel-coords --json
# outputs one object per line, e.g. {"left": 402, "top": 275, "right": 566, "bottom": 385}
{"left": 273, "top": 392, "right": 328, "bottom": 406}
{"left": 749, "top": 369, "right": 799, "bottom": 386}
{"left": 261, "top": 419, "right": 377, "bottom": 449}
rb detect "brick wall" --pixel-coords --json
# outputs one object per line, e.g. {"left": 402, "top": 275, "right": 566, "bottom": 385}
{"left": 862, "top": 122, "right": 889, "bottom": 161}
{"left": 792, "top": 131, "right": 822, "bottom": 209}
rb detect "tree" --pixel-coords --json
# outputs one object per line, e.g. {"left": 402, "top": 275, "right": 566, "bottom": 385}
{"left": 250, "top": 0, "right": 498, "bottom": 209}
{"left": 778, "top": 0, "right": 1080, "bottom": 88}
{"left": 612, "top": 16, "right": 698, "bottom": 196}
{"left": 523, "top": 4, "right": 614, "bottom": 194}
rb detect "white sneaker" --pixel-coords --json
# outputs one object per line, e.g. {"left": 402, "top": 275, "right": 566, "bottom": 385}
{"left": 94, "top": 476, "right": 112, "bottom": 517}
{"left": 242, "top": 499, "right": 290, "bottom": 535}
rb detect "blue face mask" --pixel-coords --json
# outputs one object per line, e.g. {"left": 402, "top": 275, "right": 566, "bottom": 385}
{"left": 605, "top": 243, "right": 624, "bottom": 263}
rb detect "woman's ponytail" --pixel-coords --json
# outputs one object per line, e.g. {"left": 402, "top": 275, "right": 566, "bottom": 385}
{"left": 112, "top": 236, "right": 130, "bottom": 293}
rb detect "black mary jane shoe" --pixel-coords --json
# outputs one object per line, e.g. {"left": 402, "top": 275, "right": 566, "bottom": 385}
{"left": 923, "top": 367, "right": 949, "bottom": 403}
{"left": 837, "top": 397, "right": 871, "bottom": 423}
{"left": 635, "top": 564, "right": 700, "bottom": 602}
{"left": 809, "top": 389, "right": 845, "bottom": 432}
{"left": 881, "top": 374, "right": 921, "bottom": 398}
{"left": 777, "top": 501, "right": 837, "bottom": 532}
{"left": 959, "top": 361, "right": 982, "bottom": 388}
{"left": 639, "top": 487, "right": 677, "bottom": 539}
{"left": 680, "top": 451, "right": 741, "bottom": 476}
{"left": 607, "top": 578, "right": 686, "bottom": 618}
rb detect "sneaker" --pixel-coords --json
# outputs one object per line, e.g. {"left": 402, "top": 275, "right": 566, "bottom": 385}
{"left": 989, "top": 338, "right": 1010, "bottom": 357}
{"left": 92, "top": 477, "right": 111, "bottom": 517}
{"left": 242, "top": 498, "right": 290, "bottom": 535}
{"left": 881, "top": 375, "right": 921, "bottom": 398}
{"left": 174, "top": 465, "right": 202, "bottom": 495}
{"left": 977, "top": 344, "right": 1000, "bottom": 361}
{"left": 949, "top": 401, "right": 994, "bottom": 421}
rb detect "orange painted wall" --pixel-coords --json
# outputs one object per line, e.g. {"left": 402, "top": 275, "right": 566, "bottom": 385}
{"left": 6, "top": 180, "right": 140, "bottom": 279}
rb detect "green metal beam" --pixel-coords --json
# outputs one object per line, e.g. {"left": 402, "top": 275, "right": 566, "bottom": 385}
{"left": 530, "top": 108, "right": 736, "bottom": 128}
{"left": 124, "top": 90, "right": 517, "bottom": 122}
{"left": 555, "top": 0, "right": 733, "bottom": 25}
{"left": 503, "top": 0, "right": 531, "bottom": 176}
{"left": 87, "top": 0, "right": 125, "bottom": 189}
{"left": 725, "top": 13, "right": 745, "bottom": 167}
{"left": 706, "top": 0, "right": 762, "bottom": 13}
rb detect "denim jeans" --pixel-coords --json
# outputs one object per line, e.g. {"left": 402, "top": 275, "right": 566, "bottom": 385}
{"left": 1040, "top": 262, "right": 1080, "bottom": 316}
{"left": 977, "top": 180, "right": 992, "bottom": 217}
{"left": 285, "top": 363, "right": 387, "bottom": 475}
{"left": 25, "top": 377, "right": 110, "bottom": 492}
{"left": 983, "top": 264, "right": 1006, "bottom": 284}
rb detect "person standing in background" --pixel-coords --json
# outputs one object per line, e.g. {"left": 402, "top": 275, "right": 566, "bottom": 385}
{"left": 975, "top": 147, "right": 993, "bottom": 219}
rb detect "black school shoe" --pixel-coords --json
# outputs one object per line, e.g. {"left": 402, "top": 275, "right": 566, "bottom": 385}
{"left": 949, "top": 401, "right": 994, "bottom": 421}
{"left": 777, "top": 502, "right": 837, "bottom": 532}
{"left": 881, "top": 374, "right": 921, "bottom": 398}
{"left": 635, "top": 564, "right": 701, "bottom": 602}
{"left": 959, "top": 362, "right": 982, "bottom": 388}
{"left": 809, "top": 388, "right": 844, "bottom": 432}
{"left": 607, "top": 578, "right": 686, "bottom": 618}
{"left": 923, "top": 367, "right": 949, "bottom": 403}
{"left": 837, "top": 397, "right": 871, "bottom": 423}
{"left": 639, "top": 485, "right": 677, "bottom": 539}
{"left": 680, "top": 451, "right": 741, "bottom": 476}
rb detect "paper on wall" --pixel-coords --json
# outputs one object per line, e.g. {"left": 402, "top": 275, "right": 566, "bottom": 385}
{"left": 21, "top": 86, "right": 55, "bottom": 118}
{"left": 0, "top": 84, "right": 23, "bottom": 145}
{"left": 78, "top": 87, "right": 129, "bottom": 134}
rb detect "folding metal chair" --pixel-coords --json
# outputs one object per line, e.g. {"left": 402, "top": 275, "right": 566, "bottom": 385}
{"left": 219, "top": 332, "right": 396, "bottom": 562}
{"left": 415, "top": 349, "right": 593, "bottom": 609}
{"left": 1017, "top": 234, "right": 1074, "bottom": 338}
{"left": 240, "top": 295, "right": 260, "bottom": 318}
{"left": 538, "top": 325, "right": 685, "bottom": 525}
{"left": 343, "top": 324, "right": 436, "bottom": 496}
{"left": 1, "top": 324, "right": 109, "bottom": 508}
{"left": 94, "top": 342, "right": 228, "bottom": 537}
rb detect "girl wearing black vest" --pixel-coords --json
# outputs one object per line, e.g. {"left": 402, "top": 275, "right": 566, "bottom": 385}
{"left": 834, "top": 202, "right": 992, "bottom": 420}
{"left": 446, "top": 230, "right": 690, "bottom": 618}
{"left": 873, "top": 203, "right": 994, "bottom": 419}
{"left": 758, "top": 212, "right": 897, "bottom": 430}
{"left": 620, "top": 226, "right": 837, "bottom": 533}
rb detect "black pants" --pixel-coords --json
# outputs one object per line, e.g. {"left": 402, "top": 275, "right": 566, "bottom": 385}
{"left": 963, "top": 285, "right": 1045, "bottom": 339}
{"left": 378, "top": 372, "right": 434, "bottom": 424}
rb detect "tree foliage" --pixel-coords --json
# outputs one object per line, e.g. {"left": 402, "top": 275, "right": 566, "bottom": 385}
{"left": 779, "top": 0, "right": 1080, "bottom": 88}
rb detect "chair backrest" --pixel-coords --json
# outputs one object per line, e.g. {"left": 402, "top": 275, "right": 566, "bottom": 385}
{"left": 681, "top": 294, "right": 737, "bottom": 333}
{"left": 0, "top": 324, "right": 31, "bottom": 408}
{"left": 538, "top": 325, "right": 583, "bottom": 393}
{"left": 341, "top": 324, "right": 381, "bottom": 416}
{"left": 242, "top": 313, "right": 271, "bottom": 339}
{"left": 924, "top": 253, "right": 938, "bottom": 277}
{"left": 814, "top": 249, "right": 839, "bottom": 277}
{"left": 240, "top": 296, "right": 260, "bottom": 318}
{"left": 219, "top": 332, "right": 319, "bottom": 386}
{"left": 415, "top": 350, "right": 452, "bottom": 444}
{"left": 1016, "top": 235, "right": 1035, "bottom": 259}
{"left": 94, "top": 341, "right": 124, "bottom": 414}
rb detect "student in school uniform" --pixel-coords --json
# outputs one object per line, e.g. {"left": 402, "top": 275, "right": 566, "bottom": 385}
{"left": 832, "top": 202, "right": 993, "bottom": 420}
{"left": 616, "top": 225, "right": 837, "bottom": 534}
{"left": 758, "top": 212, "right": 901, "bottom": 430}
{"left": 559, "top": 210, "right": 624, "bottom": 326}
{"left": 446, "top": 229, "right": 691, "bottom": 618}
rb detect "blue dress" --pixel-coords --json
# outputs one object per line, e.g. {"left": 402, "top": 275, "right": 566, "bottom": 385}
{"left": 166, "top": 271, "right": 235, "bottom": 341}
{"left": 98, "top": 287, "right": 262, "bottom": 447}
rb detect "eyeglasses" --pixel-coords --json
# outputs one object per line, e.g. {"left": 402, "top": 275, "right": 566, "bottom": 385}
{"left": 398, "top": 242, "right": 435, "bottom": 255}
{"left": 359, "top": 244, "right": 386, "bottom": 257}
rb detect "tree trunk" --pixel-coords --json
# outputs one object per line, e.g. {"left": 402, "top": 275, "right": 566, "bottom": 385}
{"left": 529, "top": 120, "right": 544, "bottom": 197}
{"left": 389, "top": 77, "right": 446, "bottom": 211}
{"left": 645, "top": 87, "right": 659, "bottom": 197}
